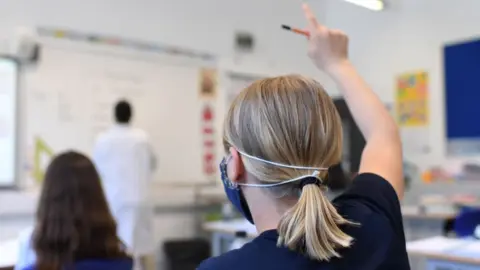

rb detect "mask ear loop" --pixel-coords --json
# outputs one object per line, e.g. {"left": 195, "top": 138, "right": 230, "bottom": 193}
{"left": 226, "top": 146, "right": 330, "bottom": 188}
{"left": 238, "top": 170, "right": 324, "bottom": 188}
{"left": 237, "top": 149, "right": 329, "bottom": 171}
{"left": 221, "top": 156, "right": 238, "bottom": 190}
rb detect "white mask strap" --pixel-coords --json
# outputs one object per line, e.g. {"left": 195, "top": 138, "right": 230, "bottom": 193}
{"left": 236, "top": 149, "right": 329, "bottom": 171}
{"left": 238, "top": 170, "right": 322, "bottom": 188}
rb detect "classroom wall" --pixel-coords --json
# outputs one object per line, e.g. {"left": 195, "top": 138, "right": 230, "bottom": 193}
{"left": 0, "top": 0, "right": 329, "bottom": 219}
{"left": 323, "top": 0, "right": 480, "bottom": 167}
{"left": 0, "top": 2, "right": 333, "bottom": 262}
{"left": 0, "top": 0, "right": 329, "bottom": 78}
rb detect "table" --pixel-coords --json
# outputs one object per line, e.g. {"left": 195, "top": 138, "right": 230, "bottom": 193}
{"left": 203, "top": 207, "right": 458, "bottom": 258}
{"left": 407, "top": 236, "right": 480, "bottom": 270}
{"left": 402, "top": 205, "right": 457, "bottom": 241}
{"left": 0, "top": 239, "right": 19, "bottom": 270}
{"left": 202, "top": 219, "right": 257, "bottom": 256}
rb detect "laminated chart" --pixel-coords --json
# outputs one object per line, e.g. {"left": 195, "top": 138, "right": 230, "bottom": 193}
{"left": 396, "top": 71, "right": 429, "bottom": 127}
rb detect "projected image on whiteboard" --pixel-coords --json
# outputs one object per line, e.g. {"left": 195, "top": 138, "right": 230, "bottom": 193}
{"left": 0, "top": 58, "right": 17, "bottom": 186}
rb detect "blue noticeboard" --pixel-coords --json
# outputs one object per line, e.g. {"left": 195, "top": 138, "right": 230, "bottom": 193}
{"left": 444, "top": 38, "right": 480, "bottom": 155}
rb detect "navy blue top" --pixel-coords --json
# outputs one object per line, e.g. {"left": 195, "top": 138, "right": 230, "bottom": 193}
{"left": 21, "top": 258, "right": 133, "bottom": 270}
{"left": 198, "top": 173, "right": 410, "bottom": 270}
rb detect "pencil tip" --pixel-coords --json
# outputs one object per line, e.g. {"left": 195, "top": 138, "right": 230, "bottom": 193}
{"left": 281, "top": 25, "right": 291, "bottom": 30}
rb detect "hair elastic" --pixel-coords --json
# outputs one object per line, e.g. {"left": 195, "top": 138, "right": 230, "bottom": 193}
{"left": 299, "top": 177, "right": 320, "bottom": 189}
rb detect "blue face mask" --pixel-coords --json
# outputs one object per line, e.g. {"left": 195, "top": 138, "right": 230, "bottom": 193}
{"left": 220, "top": 157, "right": 254, "bottom": 224}
{"left": 219, "top": 150, "right": 329, "bottom": 225}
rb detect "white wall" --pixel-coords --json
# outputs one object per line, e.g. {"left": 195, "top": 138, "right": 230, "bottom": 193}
{"left": 0, "top": 1, "right": 333, "bottom": 190}
{"left": 0, "top": 1, "right": 332, "bottom": 258}
{"left": 0, "top": 0, "right": 327, "bottom": 209}
{"left": 1, "top": 0, "right": 476, "bottom": 180}
{"left": 0, "top": 0, "right": 330, "bottom": 78}
{"left": 323, "top": 0, "right": 480, "bottom": 166}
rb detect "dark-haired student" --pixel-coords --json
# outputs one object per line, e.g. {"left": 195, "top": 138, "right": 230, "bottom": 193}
{"left": 14, "top": 151, "right": 132, "bottom": 270}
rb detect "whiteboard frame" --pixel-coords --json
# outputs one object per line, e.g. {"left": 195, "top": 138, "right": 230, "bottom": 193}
{"left": 0, "top": 56, "right": 20, "bottom": 189}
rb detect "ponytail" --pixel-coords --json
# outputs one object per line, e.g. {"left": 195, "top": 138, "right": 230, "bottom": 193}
{"left": 277, "top": 185, "right": 355, "bottom": 261}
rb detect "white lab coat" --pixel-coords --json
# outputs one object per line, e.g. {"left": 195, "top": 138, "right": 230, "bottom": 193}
{"left": 93, "top": 125, "right": 157, "bottom": 257}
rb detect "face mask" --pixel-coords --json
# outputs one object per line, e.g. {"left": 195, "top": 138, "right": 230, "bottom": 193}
{"left": 219, "top": 149, "right": 329, "bottom": 225}
{"left": 220, "top": 157, "right": 254, "bottom": 223}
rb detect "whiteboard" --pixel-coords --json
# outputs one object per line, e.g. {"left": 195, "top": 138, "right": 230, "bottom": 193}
{"left": 24, "top": 44, "right": 216, "bottom": 185}
{"left": 0, "top": 58, "right": 18, "bottom": 186}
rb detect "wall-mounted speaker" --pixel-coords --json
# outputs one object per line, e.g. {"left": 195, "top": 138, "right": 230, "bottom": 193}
{"left": 10, "top": 27, "right": 40, "bottom": 64}
{"left": 235, "top": 32, "right": 255, "bottom": 53}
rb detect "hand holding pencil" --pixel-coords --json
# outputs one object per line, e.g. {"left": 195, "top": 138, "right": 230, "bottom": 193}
{"left": 282, "top": 3, "right": 350, "bottom": 74}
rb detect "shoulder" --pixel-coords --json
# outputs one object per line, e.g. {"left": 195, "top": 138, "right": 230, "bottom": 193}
{"left": 18, "top": 226, "right": 33, "bottom": 243}
{"left": 129, "top": 128, "right": 149, "bottom": 141}
{"left": 15, "top": 227, "right": 36, "bottom": 270}
{"left": 94, "top": 132, "right": 107, "bottom": 142}
{"left": 74, "top": 258, "right": 133, "bottom": 270}
{"left": 334, "top": 173, "right": 400, "bottom": 213}
{"left": 198, "top": 245, "right": 255, "bottom": 270}
{"left": 17, "top": 227, "right": 34, "bottom": 254}
{"left": 331, "top": 173, "right": 407, "bottom": 268}
{"left": 94, "top": 131, "right": 112, "bottom": 145}
{"left": 333, "top": 173, "right": 405, "bottom": 241}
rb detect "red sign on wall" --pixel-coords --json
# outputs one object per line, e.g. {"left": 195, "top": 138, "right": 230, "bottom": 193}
{"left": 202, "top": 104, "right": 216, "bottom": 177}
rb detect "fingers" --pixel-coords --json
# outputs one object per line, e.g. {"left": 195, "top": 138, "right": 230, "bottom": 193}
{"left": 302, "top": 3, "right": 318, "bottom": 29}
{"left": 302, "top": 3, "right": 326, "bottom": 32}
{"left": 302, "top": 3, "right": 318, "bottom": 28}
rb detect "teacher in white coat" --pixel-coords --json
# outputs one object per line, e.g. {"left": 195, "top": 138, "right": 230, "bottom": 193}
{"left": 93, "top": 100, "right": 157, "bottom": 270}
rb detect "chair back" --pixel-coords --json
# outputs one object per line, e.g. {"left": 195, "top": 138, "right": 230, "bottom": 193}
{"left": 454, "top": 208, "right": 480, "bottom": 237}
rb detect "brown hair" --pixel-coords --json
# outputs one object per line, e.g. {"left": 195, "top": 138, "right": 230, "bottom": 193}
{"left": 33, "top": 151, "right": 129, "bottom": 270}
{"left": 223, "top": 75, "right": 356, "bottom": 261}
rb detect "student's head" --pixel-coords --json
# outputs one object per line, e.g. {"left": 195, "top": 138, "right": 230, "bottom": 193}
{"left": 33, "top": 151, "right": 128, "bottom": 270}
{"left": 221, "top": 75, "right": 354, "bottom": 261}
{"left": 114, "top": 100, "right": 132, "bottom": 124}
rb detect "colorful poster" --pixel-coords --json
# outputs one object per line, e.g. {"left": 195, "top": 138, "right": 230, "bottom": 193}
{"left": 396, "top": 71, "right": 429, "bottom": 127}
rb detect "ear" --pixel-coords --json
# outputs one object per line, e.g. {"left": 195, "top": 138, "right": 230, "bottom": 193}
{"left": 227, "top": 147, "right": 245, "bottom": 184}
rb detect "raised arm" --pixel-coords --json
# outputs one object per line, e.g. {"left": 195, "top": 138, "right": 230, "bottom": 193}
{"left": 303, "top": 4, "right": 404, "bottom": 198}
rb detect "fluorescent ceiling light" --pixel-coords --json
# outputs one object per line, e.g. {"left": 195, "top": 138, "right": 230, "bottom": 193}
{"left": 344, "top": 0, "right": 384, "bottom": 11}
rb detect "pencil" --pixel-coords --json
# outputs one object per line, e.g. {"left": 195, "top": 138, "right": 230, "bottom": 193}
{"left": 281, "top": 25, "right": 310, "bottom": 37}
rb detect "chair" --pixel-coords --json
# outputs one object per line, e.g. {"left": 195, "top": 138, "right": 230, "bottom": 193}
{"left": 454, "top": 208, "right": 480, "bottom": 237}
{"left": 163, "top": 239, "right": 210, "bottom": 270}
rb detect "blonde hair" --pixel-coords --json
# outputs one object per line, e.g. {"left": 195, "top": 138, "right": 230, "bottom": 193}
{"left": 223, "top": 75, "right": 355, "bottom": 261}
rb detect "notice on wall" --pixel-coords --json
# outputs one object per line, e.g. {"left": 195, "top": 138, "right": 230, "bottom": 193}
{"left": 201, "top": 103, "right": 216, "bottom": 180}
{"left": 395, "top": 71, "right": 430, "bottom": 155}
{"left": 396, "top": 71, "right": 429, "bottom": 127}
{"left": 199, "top": 68, "right": 217, "bottom": 99}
